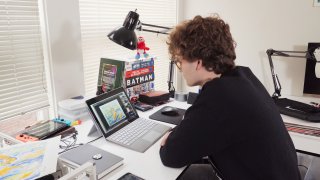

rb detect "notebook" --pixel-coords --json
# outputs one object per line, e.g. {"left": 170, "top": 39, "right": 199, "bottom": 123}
{"left": 86, "top": 87, "right": 171, "bottom": 153}
{"left": 59, "top": 144, "right": 123, "bottom": 179}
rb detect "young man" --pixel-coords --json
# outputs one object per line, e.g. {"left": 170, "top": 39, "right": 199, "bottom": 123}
{"left": 159, "top": 15, "right": 301, "bottom": 180}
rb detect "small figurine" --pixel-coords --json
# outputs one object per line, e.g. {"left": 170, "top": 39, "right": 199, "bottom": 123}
{"left": 135, "top": 36, "right": 150, "bottom": 59}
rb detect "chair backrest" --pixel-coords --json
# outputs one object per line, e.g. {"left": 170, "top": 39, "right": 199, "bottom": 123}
{"left": 304, "top": 157, "right": 320, "bottom": 180}
{"left": 297, "top": 150, "right": 320, "bottom": 180}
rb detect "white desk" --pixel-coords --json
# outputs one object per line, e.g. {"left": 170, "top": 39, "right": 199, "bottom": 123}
{"left": 74, "top": 97, "right": 320, "bottom": 179}
{"left": 74, "top": 100, "right": 189, "bottom": 180}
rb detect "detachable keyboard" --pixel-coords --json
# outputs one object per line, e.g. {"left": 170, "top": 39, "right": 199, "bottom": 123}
{"left": 274, "top": 98, "right": 320, "bottom": 122}
{"left": 108, "top": 118, "right": 157, "bottom": 146}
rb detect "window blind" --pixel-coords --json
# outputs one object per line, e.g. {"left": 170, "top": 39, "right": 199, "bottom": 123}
{"left": 0, "top": 0, "right": 48, "bottom": 121}
{"left": 79, "top": 0, "right": 177, "bottom": 97}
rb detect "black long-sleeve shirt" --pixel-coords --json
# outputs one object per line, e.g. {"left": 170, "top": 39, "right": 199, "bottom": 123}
{"left": 160, "top": 66, "right": 300, "bottom": 180}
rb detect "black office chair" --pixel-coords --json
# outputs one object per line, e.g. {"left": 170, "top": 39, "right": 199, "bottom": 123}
{"left": 178, "top": 151, "right": 320, "bottom": 180}
{"left": 176, "top": 157, "right": 222, "bottom": 180}
{"left": 297, "top": 150, "right": 320, "bottom": 180}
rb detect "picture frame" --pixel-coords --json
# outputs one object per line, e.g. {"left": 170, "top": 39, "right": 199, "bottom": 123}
{"left": 303, "top": 43, "right": 320, "bottom": 96}
{"left": 314, "top": 0, "right": 320, "bottom": 7}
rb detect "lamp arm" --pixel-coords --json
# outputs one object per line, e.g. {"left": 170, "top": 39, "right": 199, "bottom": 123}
{"left": 267, "top": 49, "right": 282, "bottom": 98}
{"left": 136, "top": 22, "right": 172, "bottom": 35}
{"left": 141, "top": 23, "right": 171, "bottom": 30}
{"left": 168, "top": 61, "right": 175, "bottom": 98}
{"left": 270, "top": 49, "right": 316, "bottom": 59}
{"left": 266, "top": 48, "right": 317, "bottom": 98}
{"left": 140, "top": 29, "right": 169, "bottom": 35}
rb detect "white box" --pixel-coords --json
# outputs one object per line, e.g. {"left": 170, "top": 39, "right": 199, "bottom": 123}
{"left": 59, "top": 110, "right": 90, "bottom": 121}
{"left": 58, "top": 98, "right": 87, "bottom": 111}
{"left": 58, "top": 97, "right": 90, "bottom": 121}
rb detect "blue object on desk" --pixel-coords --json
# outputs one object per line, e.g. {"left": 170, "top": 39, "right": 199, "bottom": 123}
{"left": 53, "top": 118, "right": 72, "bottom": 126}
{"left": 71, "top": 95, "right": 84, "bottom": 99}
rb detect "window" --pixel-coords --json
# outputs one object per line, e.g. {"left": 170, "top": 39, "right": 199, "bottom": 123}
{"left": 79, "top": 0, "right": 177, "bottom": 97}
{"left": 0, "top": 0, "right": 49, "bottom": 121}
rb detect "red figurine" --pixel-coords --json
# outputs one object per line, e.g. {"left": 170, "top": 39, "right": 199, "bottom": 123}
{"left": 136, "top": 36, "right": 150, "bottom": 59}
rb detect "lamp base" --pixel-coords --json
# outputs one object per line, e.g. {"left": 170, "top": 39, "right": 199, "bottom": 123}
{"left": 174, "top": 92, "right": 188, "bottom": 102}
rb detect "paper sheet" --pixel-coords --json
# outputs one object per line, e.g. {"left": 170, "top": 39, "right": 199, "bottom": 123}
{"left": 0, "top": 136, "right": 60, "bottom": 180}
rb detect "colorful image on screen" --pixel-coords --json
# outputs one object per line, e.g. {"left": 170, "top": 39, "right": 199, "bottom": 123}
{"left": 99, "top": 99, "right": 126, "bottom": 126}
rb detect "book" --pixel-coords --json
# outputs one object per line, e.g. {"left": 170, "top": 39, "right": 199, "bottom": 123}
{"left": 59, "top": 144, "right": 124, "bottom": 179}
{"left": 96, "top": 58, "right": 125, "bottom": 95}
{"left": 96, "top": 57, "right": 155, "bottom": 101}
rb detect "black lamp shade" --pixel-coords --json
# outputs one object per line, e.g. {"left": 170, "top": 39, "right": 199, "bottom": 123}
{"left": 107, "top": 10, "right": 140, "bottom": 50}
{"left": 108, "top": 27, "right": 137, "bottom": 50}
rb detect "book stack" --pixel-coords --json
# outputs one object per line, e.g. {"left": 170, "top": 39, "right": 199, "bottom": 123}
{"left": 97, "top": 57, "right": 155, "bottom": 101}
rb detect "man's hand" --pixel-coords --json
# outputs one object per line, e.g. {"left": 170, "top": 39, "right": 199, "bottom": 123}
{"left": 160, "top": 131, "right": 172, "bottom": 146}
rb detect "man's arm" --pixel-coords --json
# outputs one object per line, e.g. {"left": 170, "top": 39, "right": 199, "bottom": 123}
{"left": 159, "top": 102, "right": 224, "bottom": 168}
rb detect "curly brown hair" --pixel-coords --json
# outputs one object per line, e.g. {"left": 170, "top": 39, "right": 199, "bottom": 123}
{"left": 167, "top": 14, "right": 236, "bottom": 74}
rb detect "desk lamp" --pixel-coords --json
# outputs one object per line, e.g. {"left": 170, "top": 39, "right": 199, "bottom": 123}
{"left": 107, "top": 10, "right": 175, "bottom": 97}
{"left": 266, "top": 48, "right": 320, "bottom": 122}
{"left": 266, "top": 48, "right": 319, "bottom": 98}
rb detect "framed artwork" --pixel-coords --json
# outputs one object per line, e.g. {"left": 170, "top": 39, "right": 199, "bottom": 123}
{"left": 314, "top": 0, "right": 320, "bottom": 7}
{"left": 303, "top": 43, "right": 320, "bottom": 95}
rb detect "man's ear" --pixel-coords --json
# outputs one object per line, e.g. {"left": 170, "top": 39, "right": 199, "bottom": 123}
{"left": 196, "top": 59, "right": 203, "bottom": 71}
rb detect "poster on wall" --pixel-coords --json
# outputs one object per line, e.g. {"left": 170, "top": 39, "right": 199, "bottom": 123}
{"left": 314, "top": 0, "right": 320, "bottom": 7}
{"left": 303, "top": 43, "right": 320, "bottom": 95}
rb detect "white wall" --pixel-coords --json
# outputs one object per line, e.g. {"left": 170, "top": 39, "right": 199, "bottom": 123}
{"left": 179, "top": 0, "right": 320, "bottom": 96}
{"left": 41, "top": 0, "right": 85, "bottom": 115}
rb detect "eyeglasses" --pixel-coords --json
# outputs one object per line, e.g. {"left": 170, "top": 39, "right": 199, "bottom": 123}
{"left": 173, "top": 60, "right": 182, "bottom": 70}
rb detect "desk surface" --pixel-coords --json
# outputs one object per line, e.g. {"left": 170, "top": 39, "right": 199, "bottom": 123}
{"left": 75, "top": 100, "right": 189, "bottom": 180}
{"left": 74, "top": 97, "right": 320, "bottom": 179}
